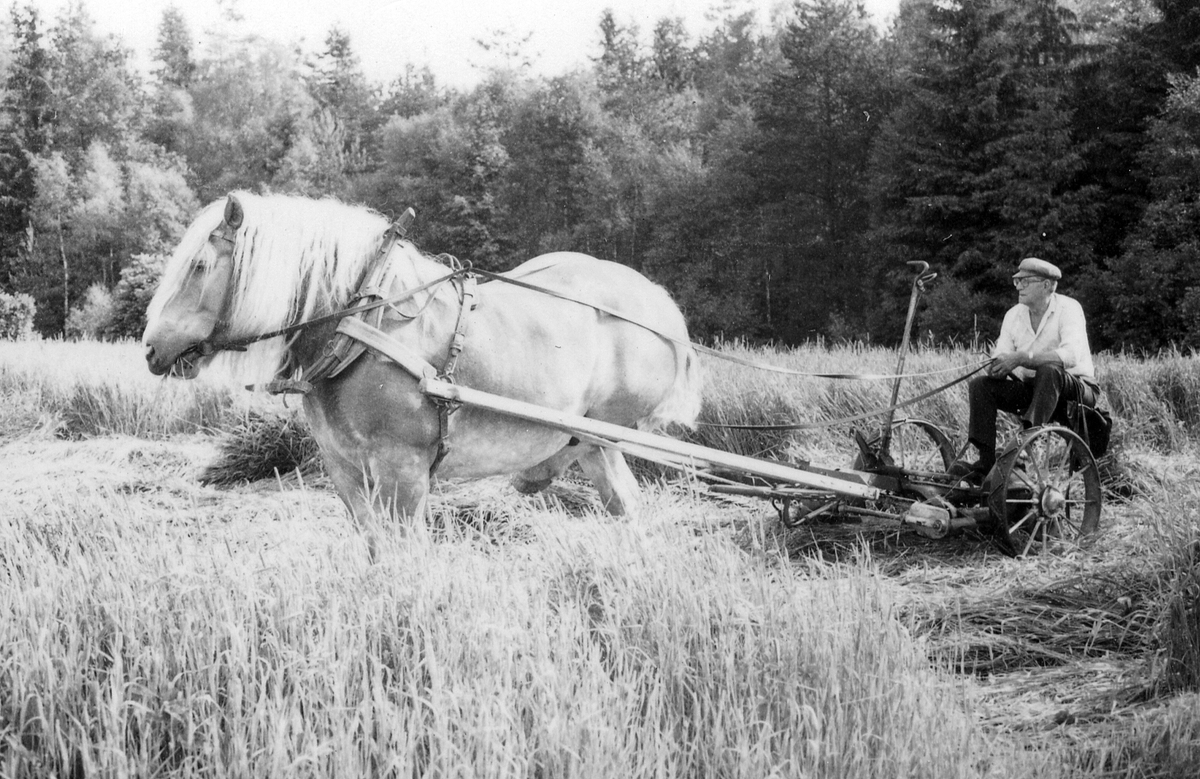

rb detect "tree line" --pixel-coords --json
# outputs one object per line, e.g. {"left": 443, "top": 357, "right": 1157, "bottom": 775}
{"left": 1, "top": 0, "right": 1198, "bottom": 351}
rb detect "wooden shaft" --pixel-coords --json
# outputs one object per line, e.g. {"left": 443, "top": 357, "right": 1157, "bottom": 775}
{"left": 421, "top": 377, "right": 881, "bottom": 500}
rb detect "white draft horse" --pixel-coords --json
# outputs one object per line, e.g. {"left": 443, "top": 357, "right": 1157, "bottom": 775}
{"left": 143, "top": 193, "right": 701, "bottom": 546}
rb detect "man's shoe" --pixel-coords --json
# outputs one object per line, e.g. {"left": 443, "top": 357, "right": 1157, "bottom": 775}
{"left": 948, "top": 459, "right": 989, "bottom": 485}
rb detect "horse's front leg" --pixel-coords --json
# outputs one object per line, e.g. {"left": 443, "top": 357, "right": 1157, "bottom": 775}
{"left": 321, "top": 447, "right": 431, "bottom": 562}
{"left": 576, "top": 445, "right": 642, "bottom": 518}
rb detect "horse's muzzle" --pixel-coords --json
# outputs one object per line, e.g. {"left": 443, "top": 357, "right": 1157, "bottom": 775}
{"left": 145, "top": 343, "right": 169, "bottom": 376}
{"left": 145, "top": 344, "right": 200, "bottom": 379}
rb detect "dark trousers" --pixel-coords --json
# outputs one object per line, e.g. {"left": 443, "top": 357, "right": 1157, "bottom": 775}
{"left": 967, "top": 364, "right": 1098, "bottom": 469}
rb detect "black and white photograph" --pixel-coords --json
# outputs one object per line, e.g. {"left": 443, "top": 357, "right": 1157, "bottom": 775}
{"left": 2, "top": 0, "right": 1198, "bottom": 775}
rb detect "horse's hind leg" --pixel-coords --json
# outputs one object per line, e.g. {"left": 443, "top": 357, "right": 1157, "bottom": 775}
{"left": 511, "top": 443, "right": 582, "bottom": 495}
{"left": 576, "top": 445, "right": 641, "bottom": 517}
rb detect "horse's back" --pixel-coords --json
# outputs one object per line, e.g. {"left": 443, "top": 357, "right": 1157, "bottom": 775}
{"left": 499, "top": 251, "right": 701, "bottom": 430}
{"left": 507, "top": 252, "right": 685, "bottom": 330}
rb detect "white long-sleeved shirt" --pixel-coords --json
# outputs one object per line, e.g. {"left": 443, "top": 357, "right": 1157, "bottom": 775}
{"left": 993, "top": 293, "right": 1095, "bottom": 381}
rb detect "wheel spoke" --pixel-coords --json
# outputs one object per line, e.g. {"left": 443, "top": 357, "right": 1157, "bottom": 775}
{"left": 1046, "top": 440, "right": 1087, "bottom": 491}
{"left": 1012, "top": 466, "right": 1040, "bottom": 492}
{"left": 1009, "top": 508, "right": 1039, "bottom": 535}
{"left": 1021, "top": 518, "right": 1046, "bottom": 556}
{"left": 1053, "top": 439, "right": 1073, "bottom": 474}
{"left": 883, "top": 420, "right": 953, "bottom": 477}
{"left": 1071, "top": 461, "right": 1096, "bottom": 479}
{"left": 1055, "top": 514, "right": 1082, "bottom": 537}
{"left": 1026, "top": 440, "right": 1050, "bottom": 484}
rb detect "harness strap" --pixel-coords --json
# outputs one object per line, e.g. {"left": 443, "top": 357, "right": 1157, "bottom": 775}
{"left": 242, "top": 222, "right": 458, "bottom": 393}
{"left": 216, "top": 267, "right": 464, "bottom": 359}
{"left": 428, "top": 273, "right": 478, "bottom": 474}
{"left": 301, "top": 225, "right": 404, "bottom": 385}
{"left": 335, "top": 316, "right": 438, "bottom": 380}
{"left": 440, "top": 274, "right": 477, "bottom": 383}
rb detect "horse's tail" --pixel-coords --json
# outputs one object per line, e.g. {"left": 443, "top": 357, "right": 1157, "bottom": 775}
{"left": 645, "top": 342, "right": 703, "bottom": 431}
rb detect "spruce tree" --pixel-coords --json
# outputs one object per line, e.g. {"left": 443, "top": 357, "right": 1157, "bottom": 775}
{"left": 866, "top": 0, "right": 1093, "bottom": 342}
{"left": 751, "top": 0, "right": 891, "bottom": 341}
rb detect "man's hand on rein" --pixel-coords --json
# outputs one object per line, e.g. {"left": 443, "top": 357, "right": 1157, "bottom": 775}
{"left": 988, "top": 351, "right": 1026, "bottom": 378}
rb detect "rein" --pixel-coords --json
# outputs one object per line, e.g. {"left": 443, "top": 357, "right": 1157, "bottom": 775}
{"left": 190, "top": 223, "right": 971, "bottom": 387}
{"left": 186, "top": 268, "right": 468, "bottom": 359}
{"left": 471, "top": 267, "right": 979, "bottom": 383}
{"left": 692, "top": 360, "right": 989, "bottom": 431}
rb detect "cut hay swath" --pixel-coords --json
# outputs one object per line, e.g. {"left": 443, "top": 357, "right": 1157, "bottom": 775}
{"left": 200, "top": 410, "right": 322, "bottom": 485}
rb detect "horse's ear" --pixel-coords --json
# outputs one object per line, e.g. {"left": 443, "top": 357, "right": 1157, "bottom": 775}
{"left": 224, "top": 195, "right": 244, "bottom": 230}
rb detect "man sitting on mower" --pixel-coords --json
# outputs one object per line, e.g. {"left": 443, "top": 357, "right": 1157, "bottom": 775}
{"left": 950, "top": 257, "right": 1100, "bottom": 484}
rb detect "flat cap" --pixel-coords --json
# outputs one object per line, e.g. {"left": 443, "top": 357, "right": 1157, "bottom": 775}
{"left": 1013, "top": 257, "right": 1061, "bottom": 280}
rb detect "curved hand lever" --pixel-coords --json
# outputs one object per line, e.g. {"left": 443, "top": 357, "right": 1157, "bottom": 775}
{"left": 907, "top": 260, "right": 937, "bottom": 289}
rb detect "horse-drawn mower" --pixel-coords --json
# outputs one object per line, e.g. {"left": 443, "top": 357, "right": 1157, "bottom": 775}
{"left": 422, "top": 365, "right": 1102, "bottom": 559}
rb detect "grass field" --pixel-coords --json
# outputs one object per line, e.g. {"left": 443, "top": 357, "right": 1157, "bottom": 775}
{"left": 2, "top": 338, "right": 1199, "bottom": 778}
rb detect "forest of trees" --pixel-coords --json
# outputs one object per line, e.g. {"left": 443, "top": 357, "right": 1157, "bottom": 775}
{"left": 1, "top": 0, "right": 1199, "bottom": 351}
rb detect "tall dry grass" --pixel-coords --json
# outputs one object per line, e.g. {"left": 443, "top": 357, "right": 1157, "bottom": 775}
{"left": 0, "top": 483, "right": 978, "bottom": 778}
{"left": 686, "top": 340, "right": 976, "bottom": 463}
{"left": 0, "top": 339, "right": 244, "bottom": 439}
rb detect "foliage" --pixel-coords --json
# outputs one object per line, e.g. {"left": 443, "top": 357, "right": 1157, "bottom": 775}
{"left": 64, "top": 282, "right": 113, "bottom": 340}
{"left": 0, "top": 5, "right": 195, "bottom": 336}
{"left": 1089, "top": 73, "right": 1200, "bottom": 350}
{"left": 1, "top": 0, "right": 1199, "bottom": 349}
{"left": 307, "top": 27, "right": 379, "bottom": 176}
{"left": 867, "top": 0, "right": 1097, "bottom": 343}
{"left": 104, "top": 252, "right": 165, "bottom": 340}
{"left": 749, "top": 0, "right": 895, "bottom": 342}
{"left": 145, "top": 5, "right": 196, "bottom": 155}
{"left": 121, "top": 152, "right": 200, "bottom": 254}
{"left": 379, "top": 64, "right": 451, "bottom": 119}
{"left": 0, "top": 4, "right": 51, "bottom": 287}
{"left": 44, "top": 3, "right": 144, "bottom": 157}
{"left": 362, "top": 79, "right": 513, "bottom": 269}
{"left": 0, "top": 289, "right": 35, "bottom": 339}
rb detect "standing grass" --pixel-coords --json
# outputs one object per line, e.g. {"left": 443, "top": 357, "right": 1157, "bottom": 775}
{"left": 687, "top": 340, "right": 978, "bottom": 462}
{"left": 0, "top": 339, "right": 244, "bottom": 439}
{"left": 0, "top": 485, "right": 978, "bottom": 778}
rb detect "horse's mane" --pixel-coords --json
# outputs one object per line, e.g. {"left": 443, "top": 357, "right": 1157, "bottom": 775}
{"left": 156, "top": 192, "right": 416, "bottom": 382}
{"left": 222, "top": 192, "right": 392, "bottom": 339}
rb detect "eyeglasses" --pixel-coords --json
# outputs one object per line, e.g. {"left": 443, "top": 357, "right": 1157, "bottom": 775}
{"left": 1012, "top": 277, "right": 1048, "bottom": 289}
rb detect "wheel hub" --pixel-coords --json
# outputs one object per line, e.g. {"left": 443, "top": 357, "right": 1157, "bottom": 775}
{"left": 1040, "top": 486, "right": 1066, "bottom": 515}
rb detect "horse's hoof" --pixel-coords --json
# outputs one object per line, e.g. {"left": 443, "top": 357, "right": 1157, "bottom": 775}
{"left": 511, "top": 475, "right": 552, "bottom": 495}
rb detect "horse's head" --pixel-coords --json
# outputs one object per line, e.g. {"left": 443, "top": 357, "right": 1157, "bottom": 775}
{"left": 143, "top": 196, "right": 244, "bottom": 378}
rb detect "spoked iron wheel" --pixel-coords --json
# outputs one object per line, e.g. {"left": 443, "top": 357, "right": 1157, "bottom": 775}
{"left": 853, "top": 418, "right": 955, "bottom": 475}
{"left": 987, "top": 425, "right": 1102, "bottom": 557}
